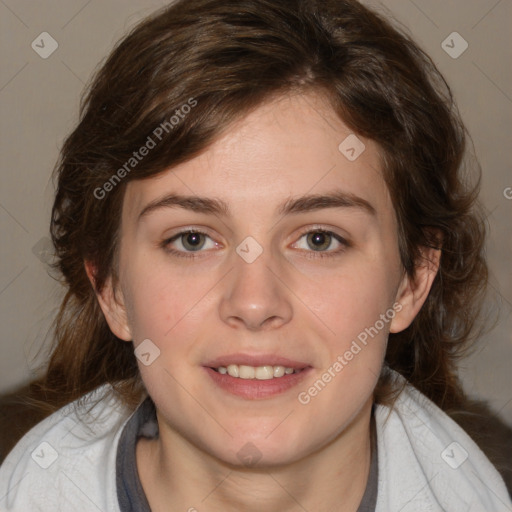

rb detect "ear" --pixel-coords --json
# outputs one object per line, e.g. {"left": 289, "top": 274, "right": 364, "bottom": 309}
{"left": 84, "top": 260, "right": 132, "bottom": 341}
{"left": 389, "top": 245, "right": 441, "bottom": 333}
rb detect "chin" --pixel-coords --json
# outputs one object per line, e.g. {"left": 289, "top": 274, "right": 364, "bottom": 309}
{"left": 205, "top": 432, "right": 308, "bottom": 470}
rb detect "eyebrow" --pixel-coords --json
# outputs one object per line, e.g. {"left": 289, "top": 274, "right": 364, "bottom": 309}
{"left": 137, "top": 189, "right": 376, "bottom": 221}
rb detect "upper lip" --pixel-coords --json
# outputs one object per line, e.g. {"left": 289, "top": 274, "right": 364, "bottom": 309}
{"left": 204, "top": 353, "right": 311, "bottom": 370}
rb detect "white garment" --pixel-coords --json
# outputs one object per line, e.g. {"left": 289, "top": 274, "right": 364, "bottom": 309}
{"left": 0, "top": 374, "right": 511, "bottom": 512}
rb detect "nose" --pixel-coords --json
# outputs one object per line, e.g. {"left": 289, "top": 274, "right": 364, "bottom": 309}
{"left": 218, "top": 245, "right": 293, "bottom": 331}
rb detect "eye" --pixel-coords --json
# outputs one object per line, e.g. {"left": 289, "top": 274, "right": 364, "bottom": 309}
{"left": 292, "top": 228, "right": 349, "bottom": 258}
{"left": 161, "top": 227, "right": 350, "bottom": 260}
{"left": 162, "top": 229, "right": 218, "bottom": 259}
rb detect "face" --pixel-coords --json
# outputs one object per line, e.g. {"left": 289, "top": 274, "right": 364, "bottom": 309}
{"left": 96, "top": 92, "right": 432, "bottom": 468}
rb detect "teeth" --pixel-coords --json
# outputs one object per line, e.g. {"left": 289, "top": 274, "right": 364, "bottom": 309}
{"left": 238, "top": 365, "right": 255, "bottom": 379}
{"left": 227, "top": 364, "right": 239, "bottom": 378}
{"left": 217, "top": 364, "right": 302, "bottom": 379}
{"left": 273, "top": 366, "right": 285, "bottom": 378}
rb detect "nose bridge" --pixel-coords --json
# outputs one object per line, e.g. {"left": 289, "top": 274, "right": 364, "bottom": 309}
{"left": 218, "top": 237, "right": 293, "bottom": 330}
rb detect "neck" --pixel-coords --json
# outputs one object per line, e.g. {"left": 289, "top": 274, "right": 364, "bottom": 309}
{"left": 137, "top": 399, "right": 373, "bottom": 512}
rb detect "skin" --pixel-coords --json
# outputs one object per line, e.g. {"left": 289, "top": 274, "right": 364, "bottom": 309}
{"left": 89, "top": 92, "right": 440, "bottom": 511}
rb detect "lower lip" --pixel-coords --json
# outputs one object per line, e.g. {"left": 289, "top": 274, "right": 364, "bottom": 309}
{"left": 204, "top": 366, "right": 312, "bottom": 400}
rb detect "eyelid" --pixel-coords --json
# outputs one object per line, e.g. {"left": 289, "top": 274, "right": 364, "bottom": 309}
{"left": 294, "top": 224, "right": 349, "bottom": 241}
{"left": 164, "top": 226, "right": 215, "bottom": 240}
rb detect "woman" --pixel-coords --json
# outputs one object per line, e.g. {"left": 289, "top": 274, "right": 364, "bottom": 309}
{"left": 1, "top": 0, "right": 510, "bottom": 510}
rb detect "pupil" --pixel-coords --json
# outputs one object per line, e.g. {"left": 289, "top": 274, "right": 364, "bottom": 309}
{"left": 184, "top": 232, "right": 203, "bottom": 250}
{"left": 308, "top": 232, "right": 330, "bottom": 251}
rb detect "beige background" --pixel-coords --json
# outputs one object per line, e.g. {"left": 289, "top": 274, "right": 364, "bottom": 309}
{"left": 0, "top": 0, "right": 511, "bottom": 424}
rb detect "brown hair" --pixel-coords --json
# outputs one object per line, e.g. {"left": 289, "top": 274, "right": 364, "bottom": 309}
{"left": 33, "top": 0, "right": 487, "bottom": 414}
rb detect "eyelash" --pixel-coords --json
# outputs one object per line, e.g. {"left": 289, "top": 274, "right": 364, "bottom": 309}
{"left": 161, "top": 227, "right": 350, "bottom": 260}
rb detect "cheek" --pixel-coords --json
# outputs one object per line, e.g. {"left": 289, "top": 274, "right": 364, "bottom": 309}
{"left": 294, "top": 270, "right": 392, "bottom": 432}
{"left": 122, "top": 261, "right": 214, "bottom": 345}
{"left": 312, "top": 264, "right": 396, "bottom": 343}
{"left": 295, "top": 259, "right": 397, "bottom": 409}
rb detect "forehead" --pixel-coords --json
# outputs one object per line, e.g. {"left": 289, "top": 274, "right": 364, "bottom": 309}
{"left": 123, "top": 92, "right": 392, "bottom": 223}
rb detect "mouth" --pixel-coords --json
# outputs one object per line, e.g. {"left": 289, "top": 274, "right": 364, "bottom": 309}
{"left": 203, "top": 355, "right": 312, "bottom": 399}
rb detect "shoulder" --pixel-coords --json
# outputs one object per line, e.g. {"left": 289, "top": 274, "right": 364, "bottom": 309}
{"left": 0, "top": 384, "right": 135, "bottom": 512}
{"left": 374, "top": 370, "right": 512, "bottom": 512}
